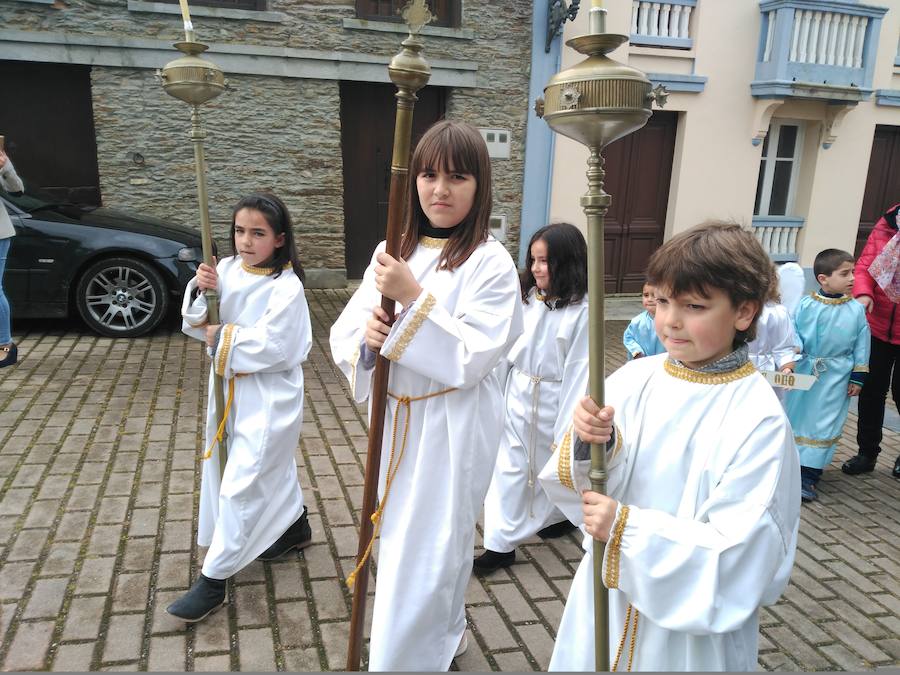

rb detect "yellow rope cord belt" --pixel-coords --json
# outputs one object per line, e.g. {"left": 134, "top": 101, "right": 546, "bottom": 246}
{"left": 612, "top": 603, "right": 639, "bottom": 671}
{"left": 201, "top": 376, "right": 243, "bottom": 461}
{"left": 346, "top": 386, "right": 456, "bottom": 589}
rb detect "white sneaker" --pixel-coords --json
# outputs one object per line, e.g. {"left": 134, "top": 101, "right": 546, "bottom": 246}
{"left": 454, "top": 634, "right": 469, "bottom": 658}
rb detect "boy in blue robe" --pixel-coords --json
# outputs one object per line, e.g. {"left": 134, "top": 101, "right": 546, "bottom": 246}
{"left": 785, "top": 249, "right": 870, "bottom": 502}
{"left": 623, "top": 282, "right": 665, "bottom": 359}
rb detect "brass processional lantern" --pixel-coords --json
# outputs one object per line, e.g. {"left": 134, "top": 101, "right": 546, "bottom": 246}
{"left": 157, "top": 2, "right": 229, "bottom": 477}
{"left": 535, "top": 0, "right": 667, "bottom": 669}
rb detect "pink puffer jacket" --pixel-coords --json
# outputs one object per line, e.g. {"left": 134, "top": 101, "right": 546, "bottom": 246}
{"left": 853, "top": 203, "right": 900, "bottom": 344}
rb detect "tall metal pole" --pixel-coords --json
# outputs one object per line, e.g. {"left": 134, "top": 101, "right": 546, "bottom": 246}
{"left": 345, "top": 1, "right": 431, "bottom": 670}
{"left": 536, "top": 0, "right": 667, "bottom": 668}
{"left": 189, "top": 106, "right": 228, "bottom": 475}
{"left": 157, "top": 8, "right": 229, "bottom": 479}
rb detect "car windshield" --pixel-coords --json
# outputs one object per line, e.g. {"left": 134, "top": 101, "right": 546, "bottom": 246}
{"left": 0, "top": 180, "right": 75, "bottom": 213}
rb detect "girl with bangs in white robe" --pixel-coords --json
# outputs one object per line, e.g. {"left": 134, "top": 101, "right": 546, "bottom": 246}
{"left": 330, "top": 121, "right": 523, "bottom": 671}
{"left": 168, "top": 193, "right": 312, "bottom": 623}
{"left": 538, "top": 222, "right": 800, "bottom": 672}
{"left": 477, "top": 223, "right": 589, "bottom": 574}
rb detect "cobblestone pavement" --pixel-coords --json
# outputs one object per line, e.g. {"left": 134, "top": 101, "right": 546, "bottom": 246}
{"left": 1, "top": 289, "right": 898, "bottom": 671}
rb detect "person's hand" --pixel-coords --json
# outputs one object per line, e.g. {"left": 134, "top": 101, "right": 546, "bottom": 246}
{"left": 0, "top": 149, "right": 7, "bottom": 169}
{"left": 374, "top": 252, "right": 421, "bottom": 307}
{"left": 196, "top": 260, "right": 218, "bottom": 291}
{"left": 633, "top": 352, "right": 644, "bottom": 359}
{"left": 848, "top": 383, "right": 862, "bottom": 397}
{"left": 205, "top": 324, "right": 221, "bottom": 348}
{"left": 365, "top": 306, "right": 393, "bottom": 353}
{"left": 857, "top": 295, "right": 874, "bottom": 313}
{"left": 582, "top": 491, "right": 619, "bottom": 542}
{"left": 573, "top": 397, "right": 614, "bottom": 445}
{"left": 781, "top": 362, "right": 796, "bottom": 373}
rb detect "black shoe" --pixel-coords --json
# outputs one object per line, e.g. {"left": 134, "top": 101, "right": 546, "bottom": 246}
{"left": 536, "top": 519, "right": 577, "bottom": 539}
{"left": 841, "top": 453, "right": 877, "bottom": 475}
{"left": 473, "top": 549, "right": 515, "bottom": 575}
{"left": 893, "top": 455, "right": 900, "bottom": 479}
{"left": 257, "top": 507, "right": 312, "bottom": 561}
{"left": 0, "top": 343, "right": 16, "bottom": 368}
{"left": 166, "top": 574, "right": 227, "bottom": 622}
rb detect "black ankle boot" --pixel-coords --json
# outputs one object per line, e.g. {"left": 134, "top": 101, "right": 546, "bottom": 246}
{"left": 473, "top": 549, "right": 515, "bottom": 575}
{"left": 537, "top": 519, "right": 578, "bottom": 539}
{"left": 842, "top": 453, "right": 877, "bottom": 475}
{"left": 166, "top": 574, "right": 227, "bottom": 622}
{"left": 258, "top": 507, "right": 312, "bottom": 561}
{"left": 893, "top": 455, "right": 900, "bottom": 479}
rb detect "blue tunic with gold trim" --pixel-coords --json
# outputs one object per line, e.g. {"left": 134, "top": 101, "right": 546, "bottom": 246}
{"left": 785, "top": 292, "right": 870, "bottom": 469}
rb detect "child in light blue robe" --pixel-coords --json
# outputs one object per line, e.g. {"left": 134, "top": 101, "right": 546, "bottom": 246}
{"left": 623, "top": 283, "right": 665, "bottom": 359}
{"left": 785, "top": 249, "right": 870, "bottom": 502}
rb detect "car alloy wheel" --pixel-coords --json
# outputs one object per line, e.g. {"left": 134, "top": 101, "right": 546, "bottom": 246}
{"left": 75, "top": 257, "right": 169, "bottom": 337}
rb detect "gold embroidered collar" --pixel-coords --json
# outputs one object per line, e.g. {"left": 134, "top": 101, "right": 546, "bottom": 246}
{"left": 419, "top": 236, "right": 447, "bottom": 249}
{"left": 241, "top": 262, "right": 292, "bottom": 275}
{"left": 664, "top": 360, "right": 756, "bottom": 384}
{"left": 810, "top": 292, "right": 852, "bottom": 305}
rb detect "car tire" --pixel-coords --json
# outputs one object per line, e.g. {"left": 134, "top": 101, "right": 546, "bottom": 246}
{"left": 75, "top": 256, "right": 169, "bottom": 338}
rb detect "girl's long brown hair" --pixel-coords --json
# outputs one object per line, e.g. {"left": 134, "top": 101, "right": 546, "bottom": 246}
{"left": 399, "top": 120, "right": 493, "bottom": 271}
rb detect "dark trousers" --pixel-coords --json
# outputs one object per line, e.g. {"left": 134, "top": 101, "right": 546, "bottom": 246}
{"left": 856, "top": 335, "right": 900, "bottom": 458}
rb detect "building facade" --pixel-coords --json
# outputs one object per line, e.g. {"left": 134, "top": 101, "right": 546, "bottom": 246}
{"left": 0, "top": 0, "right": 536, "bottom": 286}
{"left": 532, "top": 0, "right": 900, "bottom": 288}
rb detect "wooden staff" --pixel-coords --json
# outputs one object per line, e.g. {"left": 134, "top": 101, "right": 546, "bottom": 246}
{"left": 345, "top": 1, "right": 431, "bottom": 670}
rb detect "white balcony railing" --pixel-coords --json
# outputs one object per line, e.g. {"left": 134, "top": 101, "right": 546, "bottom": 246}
{"left": 752, "top": 217, "right": 804, "bottom": 262}
{"left": 631, "top": 0, "right": 695, "bottom": 48}
{"left": 763, "top": 9, "right": 868, "bottom": 67}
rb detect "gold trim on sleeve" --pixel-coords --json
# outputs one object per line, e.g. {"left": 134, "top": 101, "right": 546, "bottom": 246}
{"left": 794, "top": 433, "right": 842, "bottom": 448}
{"left": 810, "top": 292, "right": 852, "bottom": 305}
{"left": 604, "top": 504, "right": 630, "bottom": 590}
{"left": 610, "top": 423, "right": 624, "bottom": 460}
{"left": 384, "top": 292, "right": 436, "bottom": 362}
{"left": 853, "top": 365, "right": 870, "bottom": 373}
{"left": 557, "top": 429, "right": 576, "bottom": 492}
{"left": 215, "top": 323, "right": 236, "bottom": 376}
{"left": 663, "top": 360, "right": 756, "bottom": 384}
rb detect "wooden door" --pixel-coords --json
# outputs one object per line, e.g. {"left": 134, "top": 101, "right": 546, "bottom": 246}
{"left": 0, "top": 61, "right": 101, "bottom": 205}
{"left": 340, "top": 81, "right": 446, "bottom": 279}
{"left": 856, "top": 125, "right": 900, "bottom": 256}
{"left": 600, "top": 110, "right": 677, "bottom": 293}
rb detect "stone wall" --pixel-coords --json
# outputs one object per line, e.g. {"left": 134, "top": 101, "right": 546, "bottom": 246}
{"left": 1, "top": 0, "right": 534, "bottom": 283}
{"left": 91, "top": 68, "right": 344, "bottom": 270}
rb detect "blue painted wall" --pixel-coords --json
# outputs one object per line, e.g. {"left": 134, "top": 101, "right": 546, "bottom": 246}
{"left": 518, "top": 1, "right": 563, "bottom": 266}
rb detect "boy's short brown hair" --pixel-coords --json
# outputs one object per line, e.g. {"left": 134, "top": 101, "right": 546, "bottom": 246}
{"left": 646, "top": 221, "right": 770, "bottom": 342}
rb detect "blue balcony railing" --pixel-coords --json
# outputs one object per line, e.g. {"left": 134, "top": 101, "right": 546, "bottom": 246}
{"left": 752, "top": 0, "right": 887, "bottom": 102}
{"left": 752, "top": 216, "right": 804, "bottom": 262}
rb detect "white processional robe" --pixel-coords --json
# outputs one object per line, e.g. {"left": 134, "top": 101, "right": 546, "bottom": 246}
{"left": 748, "top": 301, "right": 800, "bottom": 403}
{"left": 482, "top": 289, "right": 589, "bottom": 553}
{"left": 539, "top": 354, "right": 801, "bottom": 672}
{"left": 329, "top": 236, "right": 523, "bottom": 671}
{"left": 182, "top": 256, "right": 311, "bottom": 580}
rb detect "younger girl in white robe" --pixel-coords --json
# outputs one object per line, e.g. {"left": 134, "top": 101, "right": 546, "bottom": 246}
{"left": 748, "top": 268, "right": 799, "bottom": 403}
{"left": 330, "top": 121, "right": 523, "bottom": 671}
{"left": 168, "top": 193, "right": 312, "bottom": 623}
{"left": 477, "top": 223, "right": 589, "bottom": 573}
{"left": 540, "top": 222, "right": 800, "bottom": 672}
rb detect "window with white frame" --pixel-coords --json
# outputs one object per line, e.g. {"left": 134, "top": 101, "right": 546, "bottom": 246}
{"left": 754, "top": 121, "right": 804, "bottom": 217}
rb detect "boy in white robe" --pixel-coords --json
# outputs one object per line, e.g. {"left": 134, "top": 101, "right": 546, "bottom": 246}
{"left": 622, "top": 282, "right": 664, "bottom": 359}
{"left": 168, "top": 193, "right": 312, "bottom": 622}
{"left": 540, "top": 221, "right": 800, "bottom": 671}
{"left": 330, "top": 121, "right": 523, "bottom": 670}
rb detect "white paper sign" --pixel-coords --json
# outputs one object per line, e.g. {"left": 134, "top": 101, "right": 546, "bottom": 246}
{"left": 760, "top": 370, "right": 816, "bottom": 390}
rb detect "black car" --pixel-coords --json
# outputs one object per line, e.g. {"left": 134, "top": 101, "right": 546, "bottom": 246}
{"left": 2, "top": 183, "right": 206, "bottom": 337}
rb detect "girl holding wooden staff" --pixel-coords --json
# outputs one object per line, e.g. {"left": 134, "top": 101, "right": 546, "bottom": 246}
{"left": 330, "top": 120, "right": 523, "bottom": 670}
